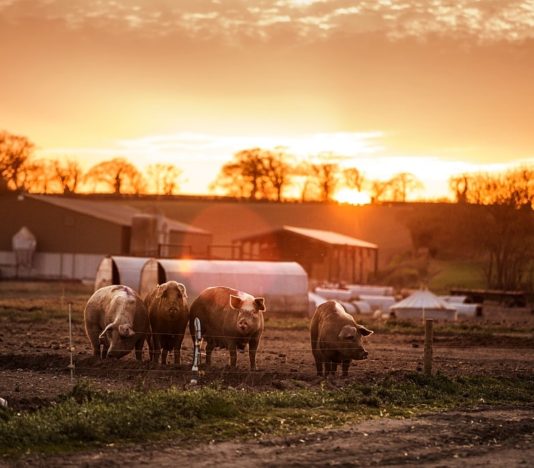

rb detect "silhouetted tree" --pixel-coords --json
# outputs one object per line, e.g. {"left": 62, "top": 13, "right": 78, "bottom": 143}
{"left": 0, "top": 131, "right": 34, "bottom": 191}
{"left": 343, "top": 167, "right": 365, "bottom": 192}
{"left": 368, "top": 179, "right": 390, "bottom": 203}
{"left": 449, "top": 173, "right": 470, "bottom": 203}
{"left": 305, "top": 162, "right": 340, "bottom": 202}
{"left": 453, "top": 167, "right": 534, "bottom": 290}
{"left": 52, "top": 159, "right": 83, "bottom": 194}
{"left": 388, "top": 172, "right": 423, "bottom": 202}
{"left": 19, "top": 158, "right": 55, "bottom": 193}
{"left": 211, "top": 148, "right": 294, "bottom": 201}
{"left": 262, "top": 148, "right": 294, "bottom": 202}
{"left": 85, "top": 158, "right": 145, "bottom": 195}
{"left": 211, "top": 148, "right": 266, "bottom": 200}
{"left": 146, "top": 163, "right": 182, "bottom": 195}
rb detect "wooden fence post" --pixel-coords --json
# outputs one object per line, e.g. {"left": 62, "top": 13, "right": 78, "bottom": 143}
{"left": 424, "top": 319, "right": 433, "bottom": 376}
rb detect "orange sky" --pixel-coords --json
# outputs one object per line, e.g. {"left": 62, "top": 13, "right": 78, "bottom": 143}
{"left": 1, "top": 0, "right": 533, "bottom": 199}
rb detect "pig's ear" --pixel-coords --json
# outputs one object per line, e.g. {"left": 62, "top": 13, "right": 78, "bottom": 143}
{"left": 254, "top": 297, "right": 266, "bottom": 312}
{"left": 118, "top": 324, "right": 135, "bottom": 338}
{"left": 229, "top": 295, "right": 243, "bottom": 310}
{"left": 357, "top": 325, "right": 373, "bottom": 337}
{"left": 178, "top": 283, "right": 187, "bottom": 298}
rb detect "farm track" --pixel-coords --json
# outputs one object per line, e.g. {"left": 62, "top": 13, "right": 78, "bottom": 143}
{"left": 8, "top": 407, "right": 534, "bottom": 467}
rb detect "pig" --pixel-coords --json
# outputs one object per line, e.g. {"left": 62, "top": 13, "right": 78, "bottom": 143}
{"left": 310, "top": 300, "right": 373, "bottom": 377}
{"left": 189, "top": 286, "right": 266, "bottom": 370}
{"left": 84, "top": 285, "right": 149, "bottom": 360}
{"left": 144, "top": 281, "right": 189, "bottom": 365}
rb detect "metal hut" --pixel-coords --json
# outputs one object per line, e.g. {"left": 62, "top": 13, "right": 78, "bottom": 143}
{"left": 139, "top": 259, "right": 309, "bottom": 314}
{"left": 390, "top": 289, "right": 457, "bottom": 321}
{"left": 94, "top": 256, "right": 151, "bottom": 293}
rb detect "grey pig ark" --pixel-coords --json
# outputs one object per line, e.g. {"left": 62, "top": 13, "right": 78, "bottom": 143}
{"left": 189, "top": 286, "right": 265, "bottom": 370}
{"left": 310, "top": 300, "right": 373, "bottom": 377}
{"left": 145, "top": 281, "right": 189, "bottom": 365}
{"left": 84, "top": 285, "right": 149, "bottom": 360}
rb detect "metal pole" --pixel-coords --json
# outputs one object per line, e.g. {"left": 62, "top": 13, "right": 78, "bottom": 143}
{"left": 190, "top": 317, "right": 202, "bottom": 385}
{"left": 424, "top": 319, "right": 433, "bottom": 376}
{"left": 68, "top": 302, "right": 75, "bottom": 383}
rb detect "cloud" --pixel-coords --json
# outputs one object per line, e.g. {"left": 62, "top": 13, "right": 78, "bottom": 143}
{"left": 1, "top": 0, "right": 534, "bottom": 43}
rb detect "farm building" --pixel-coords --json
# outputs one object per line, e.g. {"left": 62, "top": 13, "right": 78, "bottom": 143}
{"left": 0, "top": 193, "right": 211, "bottom": 279}
{"left": 390, "top": 289, "right": 457, "bottom": 321}
{"left": 232, "top": 225, "right": 378, "bottom": 284}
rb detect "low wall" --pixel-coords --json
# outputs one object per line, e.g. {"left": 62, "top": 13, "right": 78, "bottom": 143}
{"left": 0, "top": 251, "right": 102, "bottom": 281}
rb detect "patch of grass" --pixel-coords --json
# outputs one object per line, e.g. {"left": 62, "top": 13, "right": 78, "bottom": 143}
{"left": 264, "top": 317, "right": 309, "bottom": 331}
{"left": 0, "top": 373, "right": 532, "bottom": 457}
{"left": 364, "top": 318, "right": 534, "bottom": 336}
{"left": 428, "top": 259, "right": 485, "bottom": 294}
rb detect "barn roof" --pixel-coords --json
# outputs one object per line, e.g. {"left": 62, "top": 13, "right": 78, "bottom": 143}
{"left": 390, "top": 289, "right": 455, "bottom": 311}
{"left": 234, "top": 225, "right": 378, "bottom": 249}
{"left": 27, "top": 195, "right": 210, "bottom": 235}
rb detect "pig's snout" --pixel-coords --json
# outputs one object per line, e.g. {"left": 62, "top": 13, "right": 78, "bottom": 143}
{"left": 238, "top": 320, "right": 249, "bottom": 332}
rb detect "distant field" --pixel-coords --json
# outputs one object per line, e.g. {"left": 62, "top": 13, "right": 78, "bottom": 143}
{"left": 428, "top": 259, "right": 485, "bottom": 293}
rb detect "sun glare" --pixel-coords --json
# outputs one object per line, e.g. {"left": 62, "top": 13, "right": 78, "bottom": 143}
{"left": 334, "top": 188, "right": 371, "bottom": 205}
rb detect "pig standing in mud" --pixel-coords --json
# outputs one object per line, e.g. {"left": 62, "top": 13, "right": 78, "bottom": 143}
{"left": 145, "top": 281, "right": 189, "bottom": 365}
{"left": 310, "top": 300, "right": 373, "bottom": 377}
{"left": 84, "top": 285, "right": 149, "bottom": 360}
{"left": 190, "top": 286, "right": 266, "bottom": 370}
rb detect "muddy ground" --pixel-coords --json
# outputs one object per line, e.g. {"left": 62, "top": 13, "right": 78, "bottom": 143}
{"left": 0, "top": 281, "right": 533, "bottom": 466}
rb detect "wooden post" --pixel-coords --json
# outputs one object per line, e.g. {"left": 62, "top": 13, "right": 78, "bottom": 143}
{"left": 424, "top": 319, "right": 433, "bottom": 376}
{"left": 67, "top": 302, "right": 75, "bottom": 383}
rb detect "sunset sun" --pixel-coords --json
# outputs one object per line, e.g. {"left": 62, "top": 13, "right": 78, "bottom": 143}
{"left": 333, "top": 188, "right": 371, "bottom": 206}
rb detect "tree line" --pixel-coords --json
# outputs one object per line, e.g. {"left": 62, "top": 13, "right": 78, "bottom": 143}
{"left": 0, "top": 131, "right": 182, "bottom": 195}
{"left": 0, "top": 130, "right": 424, "bottom": 202}
{"left": 407, "top": 167, "right": 533, "bottom": 291}
{"left": 211, "top": 148, "right": 424, "bottom": 202}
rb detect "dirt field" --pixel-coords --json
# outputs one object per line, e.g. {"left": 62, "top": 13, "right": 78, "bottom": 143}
{"left": 0, "top": 281, "right": 533, "bottom": 465}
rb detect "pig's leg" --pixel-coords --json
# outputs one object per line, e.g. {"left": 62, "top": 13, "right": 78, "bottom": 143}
{"left": 161, "top": 347, "right": 169, "bottom": 365}
{"left": 315, "top": 359, "right": 324, "bottom": 377}
{"left": 206, "top": 340, "right": 214, "bottom": 367}
{"left": 249, "top": 338, "right": 259, "bottom": 370}
{"left": 312, "top": 349, "right": 324, "bottom": 376}
{"left": 228, "top": 342, "right": 238, "bottom": 368}
{"left": 88, "top": 329, "right": 101, "bottom": 358}
{"left": 324, "top": 361, "right": 332, "bottom": 377}
{"left": 341, "top": 360, "right": 350, "bottom": 377}
{"left": 174, "top": 334, "right": 184, "bottom": 366}
{"left": 331, "top": 362, "right": 338, "bottom": 376}
{"left": 134, "top": 336, "right": 144, "bottom": 361}
{"left": 147, "top": 334, "right": 154, "bottom": 362}
{"left": 101, "top": 339, "right": 110, "bottom": 359}
{"left": 152, "top": 335, "right": 161, "bottom": 363}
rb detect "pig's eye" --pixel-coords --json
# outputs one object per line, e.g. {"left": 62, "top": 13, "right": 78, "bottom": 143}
{"left": 344, "top": 335, "right": 355, "bottom": 341}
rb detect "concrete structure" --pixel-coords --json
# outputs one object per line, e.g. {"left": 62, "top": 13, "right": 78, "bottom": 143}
{"left": 232, "top": 225, "right": 378, "bottom": 284}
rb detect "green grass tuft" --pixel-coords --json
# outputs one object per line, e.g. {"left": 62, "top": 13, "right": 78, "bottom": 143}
{"left": 1, "top": 373, "right": 532, "bottom": 457}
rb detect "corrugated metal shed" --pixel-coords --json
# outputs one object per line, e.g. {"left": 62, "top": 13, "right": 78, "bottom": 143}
{"left": 94, "top": 256, "right": 151, "bottom": 292}
{"left": 27, "top": 195, "right": 209, "bottom": 235}
{"left": 139, "top": 259, "right": 309, "bottom": 314}
{"left": 233, "top": 225, "right": 378, "bottom": 284}
{"left": 282, "top": 226, "right": 378, "bottom": 249}
{"left": 390, "top": 289, "right": 456, "bottom": 321}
